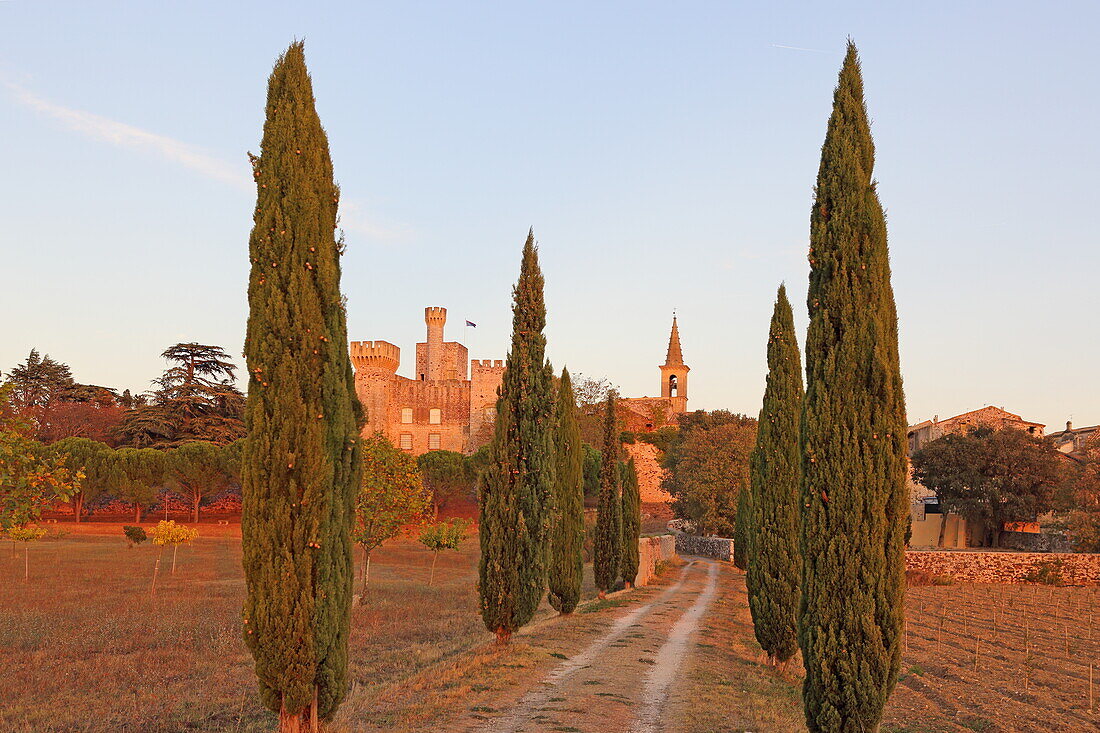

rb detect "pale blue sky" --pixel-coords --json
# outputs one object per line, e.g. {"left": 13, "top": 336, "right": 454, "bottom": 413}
{"left": 2, "top": 2, "right": 1098, "bottom": 430}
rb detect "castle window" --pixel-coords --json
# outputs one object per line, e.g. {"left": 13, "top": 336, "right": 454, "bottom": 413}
{"left": 401, "top": 407, "right": 413, "bottom": 424}
{"left": 484, "top": 407, "right": 496, "bottom": 420}
{"left": 399, "top": 433, "right": 413, "bottom": 450}
{"left": 429, "top": 408, "right": 442, "bottom": 425}
{"left": 428, "top": 433, "right": 441, "bottom": 450}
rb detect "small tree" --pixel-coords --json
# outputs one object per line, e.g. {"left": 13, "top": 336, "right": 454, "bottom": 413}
{"left": 418, "top": 518, "right": 471, "bottom": 586}
{"left": 123, "top": 525, "right": 148, "bottom": 547}
{"left": 354, "top": 433, "right": 430, "bottom": 593}
{"left": 166, "top": 441, "right": 235, "bottom": 523}
{"left": 52, "top": 437, "right": 114, "bottom": 522}
{"left": 150, "top": 519, "right": 198, "bottom": 573}
{"left": 417, "top": 450, "right": 474, "bottom": 516}
{"left": 593, "top": 393, "right": 622, "bottom": 598}
{"left": 113, "top": 447, "right": 167, "bottom": 523}
{"left": 620, "top": 458, "right": 641, "bottom": 589}
{"left": 8, "top": 525, "right": 47, "bottom": 579}
{"left": 0, "top": 385, "right": 79, "bottom": 531}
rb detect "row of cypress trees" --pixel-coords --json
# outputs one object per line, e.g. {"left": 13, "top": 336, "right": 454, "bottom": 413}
{"left": 741, "top": 41, "right": 908, "bottom": 733}
{"left": 477, "top": 236, "right": 644, "bottom": 634}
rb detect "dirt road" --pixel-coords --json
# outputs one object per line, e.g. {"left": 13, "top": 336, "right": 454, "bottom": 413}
{"left": 481, "top": 559, "right": 721, "bottom": 733}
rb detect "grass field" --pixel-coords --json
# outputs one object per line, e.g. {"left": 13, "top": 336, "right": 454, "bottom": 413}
{"left": 3, "top": 524, "right": 1097, "bottom": 732}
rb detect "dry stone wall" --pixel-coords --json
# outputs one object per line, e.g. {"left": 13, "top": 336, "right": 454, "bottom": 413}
{"left": 905, "top": 551, "right": 1100, "bottom": 585}
{"left": 674, "top": 534, "right": 733, "bottom": 562}
{"left": 634, "top": 535, "right": 677, "bottom": 587}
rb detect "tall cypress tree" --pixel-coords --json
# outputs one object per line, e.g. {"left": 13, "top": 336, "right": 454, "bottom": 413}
{"left": 548, "top": 368, "right": 584, "bottom": 614}
{"left": 478, "top": 230, "right": 556, "bottom": 643}
{"left": 800, "top": 42, "right": 908, "bottom": 732}
{"left": 733, "top": 480, "right": 751, "bottom": 570}
{"left": 593, "top": 393, "right": 622, "bottom": 597}
{"left": 747, "top": 284, "right": 804, "bottom": 667}
{"left": 241, "top": 42, "right": 361, "bottom": 732}
{"left": 620, "top": 457, "right": 641, "bottom": 589}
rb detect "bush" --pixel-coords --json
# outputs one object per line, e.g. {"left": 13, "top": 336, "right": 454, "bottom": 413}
{"left": 1023, "top": 559, "right": 1066, "bottom": 586}
{"left": 930, "top": 573, "right": 956, "bottom": 586}
{"left": 123, "top": 525, "right": 148, "bottom": 547}
{"left": 620, "top": 431, "right": 636, "bottom": 445}
{"left": 150, "top": 520, "right": 198, "bottom": 546}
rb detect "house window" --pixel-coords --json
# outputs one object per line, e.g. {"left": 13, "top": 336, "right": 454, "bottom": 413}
{"left": 399, "top": 433, "right": 413, "bottom": 450}
{"left": 429, "top": 408, "right": 442, "bottom": 425}
{"left": 401, "top": 407, "right": 413, "bottom": 424}
{"left": 428, "top": 433, "right": 441, "bottom": 450}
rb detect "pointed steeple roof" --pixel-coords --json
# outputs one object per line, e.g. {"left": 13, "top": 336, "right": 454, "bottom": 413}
{"left": 665, "top": 316, "right": 684, "bottom": 366}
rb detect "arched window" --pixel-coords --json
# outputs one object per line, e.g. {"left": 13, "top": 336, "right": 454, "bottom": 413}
{"left": 668, "top": 374, "right": 678, "bottom": 397}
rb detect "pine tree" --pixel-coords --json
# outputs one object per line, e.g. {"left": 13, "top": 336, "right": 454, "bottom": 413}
{"left": 799, "top": 42, "right": 908, "bottom": 732}
{"left": 733, "top": 480, "right": 751, "bottom": 570}
{"left": 478, "top": 230, "right": 556, "bottom": 643}
{"left": 593, "top": 393, "right": 622, "bottom": 597}
{"left": 240, "top": 42, "right": 361, "bottom": 732}
{"left": 747, "top": 284, "right": 804, "bottom": 667}
{"left": 620, "top": 457, "right": 641, "bottom": 589}
{"left": 547, "top": 368, "right": 584, "bottom": 614}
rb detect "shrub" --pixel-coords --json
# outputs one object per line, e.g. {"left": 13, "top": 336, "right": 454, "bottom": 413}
{"left": 150, "top": 520, "right": 198, "bottom": 573}
{"left": 1023, "top": 559, "right": 1066, "bottom": 586}
{"left": 123, "top": 525, "right": 148, "bottom": 547}
{"left": 620, "top": 431, "right": 636, "bottom": 445}
{"left": 930, "top": 573, "right": 956, "bottom": 586}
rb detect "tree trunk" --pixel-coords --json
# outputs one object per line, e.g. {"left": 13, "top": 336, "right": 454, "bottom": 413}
{"left": 74, "top": 493, "right": 83, "bottom": 523}
{"left": 135, "top": 504, "right": 142, "bottom": 523}
{"left": 429, "top": 553, "right": 439, "bottom": 586}
{"left": 495, "top": 628, "right": 512, "bottom": 645}
{"left": 172, "top": 544, "right": 179, "bottom": 574}
{"left": 937, "top": 513, "right": 947, "bottom": 548}
{"left": 278, "top": 687, "right": 320, "bottom": 733}
{"left": 24, "top": 544, "right": 29, "bottom": 580}
{"left": 360, "top": 547, "right": 372, "bottom": 596}
{"left": 193, "top": 496, "right": 200, "bottom": 524}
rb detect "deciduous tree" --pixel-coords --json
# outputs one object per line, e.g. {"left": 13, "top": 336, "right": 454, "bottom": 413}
{"left": 167, "top": 441, "right": 236, "bottom": 523}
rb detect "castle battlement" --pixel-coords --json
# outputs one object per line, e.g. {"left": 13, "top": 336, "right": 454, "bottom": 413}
{"left": 471, "top": 359, "right": 505, "bottom": 370}
{"left": 350, "top": 340, "right": 400, "bottom": 373}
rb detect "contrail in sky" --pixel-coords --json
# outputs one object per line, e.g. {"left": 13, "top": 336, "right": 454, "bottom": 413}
{"left": 3, "top": 79, "right": 251, "bottom": 191}
{"left": 771, "top": 43, "right": 828, "bottom": 54}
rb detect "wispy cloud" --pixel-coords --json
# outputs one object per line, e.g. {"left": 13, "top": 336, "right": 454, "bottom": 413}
{"left": 340, "top": 199, "right": 413, "bottom": 244}
{"left": 3, "top": 80, "right": 251, "bottom": 191}
{"left": 771, "top": 43, "right": 828, "bottom": 54}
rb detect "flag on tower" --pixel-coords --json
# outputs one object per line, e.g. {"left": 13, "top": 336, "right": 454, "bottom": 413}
{"left": 465, "top": 320, "right": 477, "bottom": 328}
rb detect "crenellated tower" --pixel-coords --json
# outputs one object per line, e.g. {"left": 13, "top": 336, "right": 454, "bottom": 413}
{"left": 659, "top": 315, "right": 689, "bottom": 414}
{"left": 423, "top": 306, "right": 447, "bottom": 380}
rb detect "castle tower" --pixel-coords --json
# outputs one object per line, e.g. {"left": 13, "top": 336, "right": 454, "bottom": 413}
{"left": 424, "top": 306, "right": 447, "bottom": 380}
{"left": 659, "top": 316, "right": 689, "bottom": 414}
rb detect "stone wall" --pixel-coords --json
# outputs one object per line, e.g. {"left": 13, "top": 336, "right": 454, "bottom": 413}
{"left": 905, "top": 550, "right": 1100, "bottom": 585}
{"left": 634, "top": 535, "right": 677, "bottom": 587}
{"left": 674, "top": 533, "right": 733, "bottom": 562}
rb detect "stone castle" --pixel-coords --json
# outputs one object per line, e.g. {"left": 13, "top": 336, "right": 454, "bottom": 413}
{"left": 351, "top": 308, "right": 690, "bottom": 455}
{"left": 351, "top": 307, "right": 504, "bottom": 455}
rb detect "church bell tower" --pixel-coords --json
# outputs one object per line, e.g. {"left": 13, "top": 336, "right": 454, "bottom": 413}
{"left": 660, "top": 315, "right": 689, "bottom": 414}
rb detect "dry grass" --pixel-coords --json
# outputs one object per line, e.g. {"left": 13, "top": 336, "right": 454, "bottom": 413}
{"left": 0, "top": 526, "right": 488, "bottom": 732}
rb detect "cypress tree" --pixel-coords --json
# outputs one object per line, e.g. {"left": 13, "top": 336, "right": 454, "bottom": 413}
{"left": 799, "top": 42, "right": 908, "bottom": 732}
{"left": 241, "top": 42, "right": 362, "bottom": 732}
{"left": 747, "top": 284, "right": 804, "bottom": 667}
{"left": 733, "top": 480, "right": 751, "bottom": 571}
{"left": 478, "top": 230, "right": 556, "bottom": 643}
{"left": 547, "top": 368, "right": 584, "bottom": 614}
{"left": 620, "top": 457, "right": 641, "bottom": 589}
{"left": 593, "top": 393, "right": 622, "bottom": 597}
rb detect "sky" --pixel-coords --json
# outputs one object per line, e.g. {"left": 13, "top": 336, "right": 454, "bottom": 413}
{"left": 2, "top": 1, "right": 1098, "bottom": 430}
